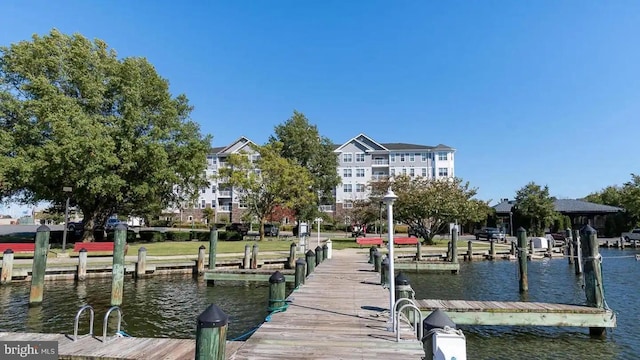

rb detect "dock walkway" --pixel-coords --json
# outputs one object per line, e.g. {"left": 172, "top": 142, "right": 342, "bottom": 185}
{"left": 229, "top": 248, "right": 425, "bottom": 359}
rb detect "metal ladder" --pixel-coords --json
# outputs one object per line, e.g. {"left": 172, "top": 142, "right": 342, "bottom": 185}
{"left": 73, "top": 305, "right": 123, "bottom": 343}
{"left": 393, "top": 298, "right": 423, "bottom": 342}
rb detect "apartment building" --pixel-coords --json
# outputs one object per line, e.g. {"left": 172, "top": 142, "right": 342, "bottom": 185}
{"left": 171, "top": 134, "right": 455, "bottom": 223}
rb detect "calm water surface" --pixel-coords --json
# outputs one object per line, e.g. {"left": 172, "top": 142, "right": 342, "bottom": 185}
{"left": 0, "top": 248, "right": 638, "bottom": 359}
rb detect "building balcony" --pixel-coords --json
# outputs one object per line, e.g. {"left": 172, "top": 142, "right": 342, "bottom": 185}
{"left": 218, "top": 205, "right": 231, "bottom": 212}
{"left": 218, "top": 190, "right": 232, "bottom": 197}
{"left": 372, "top": 159, "right": 389, "bottom": 166}
{"left": 319, "top": 204, "right": 335, "bottom": 212}
{"left": 371, "top": 175, "right": 389, "bottom": 181}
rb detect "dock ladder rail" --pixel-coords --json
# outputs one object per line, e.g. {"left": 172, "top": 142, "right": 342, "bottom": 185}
{"left": 392, "top": 298, "right": 422, "bottom": 341}
{"left": 102, "top": 306, "right": 123, "bottom": 343}
{"left": 73, "top": 305, "right": 95, "bottom": 341}
{"left": 395, "top": 303, "right": 422, "bottom": 342}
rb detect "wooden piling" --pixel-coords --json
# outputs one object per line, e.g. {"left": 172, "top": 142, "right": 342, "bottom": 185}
{"left": 1, "top": 249, "right": 14, "bottom": 284}
{"left": 416, "top": 239, "right": 422, "bottom": 261}
{"left": 581, "top": 225, "right": 607, "bottom": 337}
{"left": 268, "top": 271, "right": 286, "bottom": 312}
{"left": 490, "top": 239, "right": 496, "bottom": 260}
{"left": 369, "top": 246, "right": 376, "bottom": 264}
{"left": 466, "top": 240, "right": 473, "bottom": 261}
{"left": 517, "top": 227, "right": 528, "bottom": 293}
{"left": 111, "top": 225, "right": 127, "bottom": 306}
{"left": 326, "top": 239, "right": 332, "bottom": 259}
{"left": 251, "top": 244, "right": 259, "bottom": 270}
{"left": 197, "top": 245, "right": 206, "bottom": 276}
{"left": 243, "top": 245, "right": 251, "bottom": 269}
{"left": 451, "top": 229, "right": 458, "bottom": 264}
{"left": 374, "top": 249, "right": 381, "bottom": 272}
{"left": 305, "top": 250, "right": 315, "bottom": 276}
{"left": 510, "top": 241, "right": 516, "bottom": 256}
{"left": 529, "top": 239, "right": 534, "bottom": 256}
{"left": 208, "top": 229, "right": 218, "bottom": 270}
{"left": 195, "top": 304, "right": 228, "bottom": 360}
{"left": 77, "top": 249, "right": 87, "bottom": 281}
{"left": 381, "top": 256, "right": 389, "bottom": 287}
{"left": 295, "top": 259, "right": 306, "bottom": 288}
{"left": 287, "top": 242, "right": 296, "bottom": 269}
{"left": 574, "top": 229, "right": 583, "bottom": 275}
{"left": 446, "top": 241, "right": 452, "bottom": 262}
{"left": 546, "top": 241, "right": 552, "bottom": 258}
{"left": 620, "top": 237, "right": 625, "bottom": 250}
{"left": 29, "top": 225, "right": 50, "bottom": 305}
{"left": 322, "top": 243, "right": 328, "bottom": 261}
{"left": 315, "top": 246, "right": 322, "bottom": 265}
{"left": 566, "top": 228, "right": 574, "bottom": 265}
{"left": 135, "top": 247, "right": 147, "bottom": 279}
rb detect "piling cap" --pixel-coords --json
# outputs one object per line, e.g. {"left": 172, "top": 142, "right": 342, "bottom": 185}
{"left": 306, "top": 250, "right": 315, "bottom": 256}
{"left": 422, "top": 308, "right": 456, "bottom": 334}
{"left": 517, "top": 227, "right": 526, "bottom": 233}
{"left": 395, "top": 272, "right": 410, "bottom": 286}
{"left": 115, "top": 224, "right": 127, "bottom": 231}
{"left": 381, "top": 257, "right": 389, "bottom": 265}
{"left": 315, "top": 246, "right": 322, "bottom": 251}
{"left": 199, "top": 245, "right": 206, "bottom": 250}
{"left": 197, "top": 304, "right": 228, "bottom": 328}
{"left": 582, "top": 225, "right": 597, "bottom": 235}
{"left": 295, "top": 258, "right": 306, "bottom": 265}
{"left": 322, "top": 244, "right": 328, "bottom": 249}
{"left": 269, "top": 271, "right": 286, "bottom": 284}
{"left": 37, "top": 225, "right": 50, "bottom": 232}
{"left": 79, "top": 248, "right": 87, "bottom": 253}
{"left": 138, "top": 246, "right": 146, "bottom": 252}
{"left": 3, "top": 249, "right": 14, "bottom": 254}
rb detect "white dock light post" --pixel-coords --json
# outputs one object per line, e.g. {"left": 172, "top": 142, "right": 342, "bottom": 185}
{"left": 62, "top": 186, "right": 72, "bottom": 252}
{"left": 315, "top": 217, "right": 323, "bottom": 247}
{"left": 383, "top": 188, "right": 398, "bottom": 332}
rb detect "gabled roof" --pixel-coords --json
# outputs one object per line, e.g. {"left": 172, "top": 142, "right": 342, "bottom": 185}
{"left": 493, "top": 199, "right": 624, "bottom": 214}
{"left": 217, "top": 136, "right": 256, "bottom": 155}
{"left": 334, "top": 133, "right": 388, "bottom": 152}
{"left": 210, "top": 146, "right": 225, "bottom": 154}
{"left": 382, "top": 143, "right": 434, "bottom": 150}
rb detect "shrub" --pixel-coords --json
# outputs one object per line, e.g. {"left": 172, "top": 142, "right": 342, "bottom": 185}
{"left": 280, "top": 224, "right": 294, "bottom": 232}
{"left": 172, "top": 222, "right": 209, "bottom": 229}
{"left": 394, "top": 225, "right": 408, "bottom": 233}
{"left": 194, "top": 231, "right": 210, "bottom": 241}
{"left": 321, "top": 223, "right": 336, "bottom": 231}
{"left": 165, "top": 231, "right": 191, "bottom": 241}
{"left": 139, "top": 230, "right": 166, "bottom": 242}
{"left": 148, "top": 219, "right": 173, "bottom": 227}
{"left": 106, "top": 230, "right": 137, "bottom": 242}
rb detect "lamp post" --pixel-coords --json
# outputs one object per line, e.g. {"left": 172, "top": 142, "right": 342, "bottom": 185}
{"left": 62, "top": 186, "right": 72, "bottom": 252}
{"left": 314, "top": 217, "right": 323, "bottom": 247}
{"left": 382, "top": 188, "right": 398, "bottom": 332}
{"left": 509, "top": 211, "right": 514, "bottom": 237}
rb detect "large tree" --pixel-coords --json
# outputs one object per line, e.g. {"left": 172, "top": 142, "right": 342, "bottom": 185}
{"left": 586, "top": 174, "right": 640, "bottom": 229}
{"left": 0, "top": 29, "right": 211, "bottom": 240}
{"left": 268, "top": 111, "right": 340, "bottom": 220}
{"left": 513, "top": 182, "right": 556, "bottom": 236}
{"left": 219, "top": 142, "right": 315, "bottom": 240}
{"left": 372, "top": 175, "right": 489, "bottom": 244}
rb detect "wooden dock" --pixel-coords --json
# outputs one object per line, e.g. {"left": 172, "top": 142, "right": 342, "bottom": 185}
{"left": 415, "top": 299, "right": 617, "bottom": 328}
{"left": 228, "top": 248, "right": 425, "bottom": 359}
{"left": 395, "top": 261, "right": 460, "bottom": 273}
{"left": 205, "top": 268, "right": 295, "bottom": 283}
{"left": 0, "top": 331, "right": 244, "bottom": 359}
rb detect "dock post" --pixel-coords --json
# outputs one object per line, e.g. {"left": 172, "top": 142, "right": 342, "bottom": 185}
{"left": 517, "top": 227, "right": 528, "bottom": 293}
{"left": 381, "top": 256, "right": 389, "bottom": 287}
{"left": 374, "top": 249, "right": 381, "bottom": 272}
{"left": 466, "top": 240, "right": 473, "bottom": 261}
{"left": 77, "top": 249, "right": 87, "bottom": 281}
{"left": 251, "top": 243, "right": 259, "bottom": 269}
{"left": 209, "top": 229, "right": 218, "bottom": 270}
{"left": 529, "top": 239, "right": 534, "bottom": 256}
{"left": 510, "top": 241, "right": 516, "bottom": 256}
{"left": 620, "top": 237, "right": 625, "bottom": 250}
{"left": 395, "top": 272, "right": 415, "bottom": 323}
{"left": 295, "top": 259, "right": 306, "bottom": 288}
{"left": 1, "top": 249, "right": 14, "bottom": 284}
{"left": 322, "top": 243, "right": 328, "bottom": 261}
{"left": 546, "top": 241, "right": 552, "bottom": 258}
{"left": 574, "top": 229, "right": 583, "bottom": 275}
{"left": 566, "top": 228, "right": 574, "bottom": 265}
{"left": 315, "top": 246, "right": 322, "bottom": 265}
{"left": 369, "top": 246, "right": 376, "bottom": 264}
{"left": 268, "top": 271, "right": 286, "bottom": 312}
{"left": 243, "top": 245, "right": 251, "bottom": 269}
{"left": 446, "top": 241, "right": 452, "bottom": 262}
{"left": 326, "top": 239, "right": 332, "bottom": 259}
{"left": 451, "top": 229, "right": 458, "bottom": 264}
{"left": 416, "top": 239, "right": 422, "bottom": 261}
{"left": 195, "top": 304, "right": 228, "bottom": 360}
{"left": 490, "top": 239, "right": 496, "bottom": 260}
{"left": 305, "top": 250, "right": 315, "bottom": 275}
{"left": 135, "top": 246, "right": 147, "bottom": 279}
{"left": 197, "top": 245, "right": 206, "bottom": 276}
{"left": 111, "top": 224, "right": 127, "bottom": 306}
{"left": 29, "top": 225, "right": 50, "bottom": 305}
{"left": 287, "top": 242, "right": 296, "bottom": 269}
{"left": 581, "top": 225, "right": 607, "bottom": 337}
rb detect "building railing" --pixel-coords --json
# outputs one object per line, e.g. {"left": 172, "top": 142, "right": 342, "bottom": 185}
{"left": 218, "top": 190, "right": 232, "bottom": 197}
{"left": 218, "top": 205, "right": 231, "bottom": 212}
{"left": 319, "top": 205, "right": 335, "bottom": 212}
{"left": 372, "top": 175, "right": 389, "bottom": 181}
{"left": 372, "top": 159, "right": 389, "bottom": 165}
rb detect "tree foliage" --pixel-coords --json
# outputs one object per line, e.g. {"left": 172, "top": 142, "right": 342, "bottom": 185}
{"left": 268, "top": 111, "right": 340, "bottom": 220}
{"left": 218, "top": 142, "right": 315, "bottom": 240}
{"left": 513, "top": 182, "right": 556, "bottom": 236}
{"left": 585, "top": 173, "right": 640, "bottom": 229}
{"left": 372, "top": 175, "right": 489, "bottom": 244}
{"left": 0, "top": 29, "right": 211, "bottom": 240}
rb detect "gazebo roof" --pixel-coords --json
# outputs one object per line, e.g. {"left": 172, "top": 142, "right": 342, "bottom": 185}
{"left": 494, "top": 199, "right": 624, "bottom": 214}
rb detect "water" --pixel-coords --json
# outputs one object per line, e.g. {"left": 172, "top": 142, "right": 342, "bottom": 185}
{"left": 405, "top": 248, "right": 640, "bottom": 359}
{"left": 0, "top": 249, "right": 638, "bottom": 358}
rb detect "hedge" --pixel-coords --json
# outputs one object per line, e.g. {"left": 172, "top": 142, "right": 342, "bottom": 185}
{"left": 166, "top": 231, "right": 191, "bottom": 241}
{"left": 139, "top": 230, "right": 167, "bottom": 242}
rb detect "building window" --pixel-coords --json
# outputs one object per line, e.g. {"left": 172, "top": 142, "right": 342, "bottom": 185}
{"left": 344, "top": 201, "right": 353, "bottom": 209}
{"left": 422, "top": 153, "right": 428, "bottom": 162}
{"left": 390, "top": 154, "right": 396, "bottom": 162}
{"left": 410, "top": 168, "right": 415, "bottom": 177}
{"left": 188, "top": 216, "right": 193, "bottom": 221}
{"left": 343, "top": 153, "right": 353, "bottom": 162}
{"left": 390, "top": 168, "right": 396, "bottom": 176}
{"left": 402, "top": 168, "right": 407, "bottom": 175}
{"left": 439, "top": 168, "right": 448, "bottom": 177}
{"left": 356, "top": 184, "right": 365, "bottom": 192}
{"left": 356, "top": 169, "right": 365, "bottom": 177}
{"left": 422, "top": 168, "right": 427, "bottom": 177}
{"left": 355, "top": 153, "right": 365, "bottom": 162}
{"left": 438, "top": 152, "right": 447, "bottom": 161}
{"left": 201, "top": 200, "right": 206, "bottom": 208}
{"left": 343, "top": 169, "right": 352, "bottom": 178}
{"left": 343, "top": 184, "right": 352, "bottom": 193}
{"left": 409, "top": 153, "right": 415, "bottom": 162}
{"left": 400, "top": 153, "right": 405, "bottom": 162}
{"left": 201, "top": 188, "right": 206, "bottom": 194}
{"left": 239, "top": 198, "right": 247, "bottom": 208}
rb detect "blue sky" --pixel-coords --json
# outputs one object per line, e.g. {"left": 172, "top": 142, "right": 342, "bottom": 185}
{"left": 1, "top": 1, "right": 639, "bottom": 215}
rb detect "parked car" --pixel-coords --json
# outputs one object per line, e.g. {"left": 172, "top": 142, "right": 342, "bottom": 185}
{"left": 226, "top": 223, "right": 249, "bottom": 236}
{"left": 621, "top": 228, "right": 640, "bottom": 242}
{"left": 263, "top": 223, "right": 280, "bottom": 237}
{"left": 105, "top": 218, "right": 128, "bottom": 230}
{"left": 474, "top": 227, "right": 505, "bottom": 241}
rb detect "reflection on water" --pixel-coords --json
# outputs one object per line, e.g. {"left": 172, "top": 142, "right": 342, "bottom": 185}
{"left": 405, "top": 248, "right": 640, "bottom": 360}
{"left": 0, "top": 248, "right": 638, "bottom": 359}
